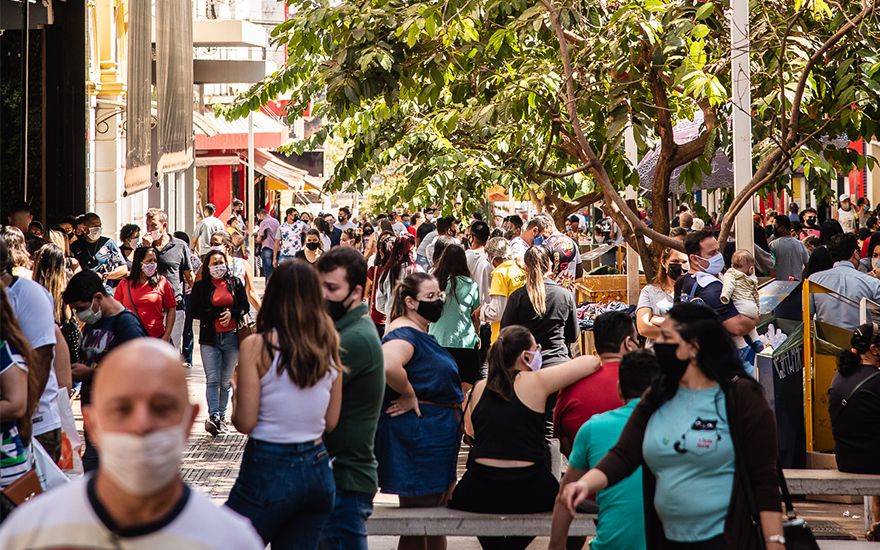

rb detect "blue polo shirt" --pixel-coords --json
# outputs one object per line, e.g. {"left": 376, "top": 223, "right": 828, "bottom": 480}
{"left": 569, "top": 399, "right": 645, "bottom": 550}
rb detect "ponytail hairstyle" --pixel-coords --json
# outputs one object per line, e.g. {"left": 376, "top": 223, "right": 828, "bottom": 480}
{"left": 0, "top": 286, "right": 39, "bottom": 445}
{"left": 839, "top": 322, "right": 880, "bottom": 377}
{"left": 523, "top": 246, "right": 552, "bottom": 315}
{"left": 486, "top": 325, "right": 535, "bottom": 401}
{"left": 388, "top": 272, "right": 434, "bottom": 322}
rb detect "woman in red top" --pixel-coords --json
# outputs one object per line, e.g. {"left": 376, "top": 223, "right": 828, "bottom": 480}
{"left": 114, "top": 246, "right": 176, "bottom": 340}
{"left": 191, "top": 250, "right": 249, "bottom": 436}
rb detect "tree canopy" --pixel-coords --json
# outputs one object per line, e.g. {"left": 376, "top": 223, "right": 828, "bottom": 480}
{"left": 222, "top": 0, "right": 880, "bottom": 276}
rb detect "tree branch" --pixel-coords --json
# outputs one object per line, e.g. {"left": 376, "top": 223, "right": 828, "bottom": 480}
{"left": 670, "top": 101, "right": 719, "bottom": 168}
{"left": 786, "top": 0, "right": 875, "bottom": 145}
{"left": 540, "top": 0, "right": 684, "bottom": 253}
{"left": 538, "top": 164, "right": 592, "bottom": 178}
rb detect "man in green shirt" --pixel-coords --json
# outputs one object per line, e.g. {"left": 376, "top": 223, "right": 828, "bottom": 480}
{"left": 549, "top": 350, "right": 659, "bottom": 550}
{"left": 316, "top": 247, "right": 385, "bottom": 550}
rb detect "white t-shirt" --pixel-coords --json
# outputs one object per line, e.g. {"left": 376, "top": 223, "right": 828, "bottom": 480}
{"left": 838, "top": 207, "right": 857, "bottom": 234}
{"left": 0, "top": 476, "right": 263, "bottom": 549}
{"left": 391, "top": 221, "right": 408, "bottom": 237}
{"left": 465, "top": 248, "right": 492, "bottom": 306}
{"left": 4, "top": 277, "right": 61, "bottom": 436}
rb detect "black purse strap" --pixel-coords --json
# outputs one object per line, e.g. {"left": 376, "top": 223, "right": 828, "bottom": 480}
{"left": 777, "top": 465, "right": 797, "bottom": 518}
{"left": 831, "top": 369, "right": 880, "bottom": 423}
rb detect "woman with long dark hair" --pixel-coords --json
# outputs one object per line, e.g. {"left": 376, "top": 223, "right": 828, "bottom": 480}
{"left": 636, "top": 246, "right": 688, "bottom": 345}
{"left": 191, "top": 250, "right": 249, "bottom": 436}
{"left": 376, "top": 272, "right": 462, "bottom": 550}
{"left": 114, "top": 246, "right": 176, "bottom": 340}
{"left": 430, "top": 243, "right": 481, "bottom": 387}
{"left": 501, "top": 246, "right": 578, "bottom": 368}
{"left": 227, "top": 260, "right": 342, "bottom": 548}
{"left": 561, "top": 303, "right": 783, "bottom": 549}
{"left": 366, "top": 232, "right": 395, "bottom": 336}
{"left": 830, "top": 323, "right": 880, "bottom": 539}
{"left": 376, "top": 234, "right": 421, "bottom": 316}
{"left": 449, "top": 326, "right": 599, "bottom": 550}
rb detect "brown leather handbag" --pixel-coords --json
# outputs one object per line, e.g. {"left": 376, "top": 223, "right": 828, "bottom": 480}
{"left": 1, "top": 469, "right": 42, "bottom": 515}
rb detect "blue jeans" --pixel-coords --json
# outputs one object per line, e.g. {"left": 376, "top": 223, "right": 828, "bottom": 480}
{"left": 200, "top": 332, "right": 238, "bottom": 418}
{"left": 261, "top": 247, "right": 274, "bottom": 279}
{"left": 318, "top": 490, "right": 374, "bottom": 550}
{"left": 227, "top": 438, "right": 336, "bottom": 549}
{"left": 181, "top": 293, "right": 194, "bottom": 363}
{"left": 738, "top": 344, "right": 756, "bottom": 377}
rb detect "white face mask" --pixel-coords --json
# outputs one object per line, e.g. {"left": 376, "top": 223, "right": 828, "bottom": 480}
{"left": 149, "top": 230, "right": 162, "bottom": 240}
{"left": 87, "top": 226, "right": 102, "bottom": 241}
{"left": 97, "top": 409, "right": 191, "bottom": 496}
{"left": 209, "top": 264, "right": 228, "bottom": 279}
{"left": 872, "top": 258, "right": 880, "bottom": 271}
{"left": 141, "top": 262, "right": 158, "bottom": 277}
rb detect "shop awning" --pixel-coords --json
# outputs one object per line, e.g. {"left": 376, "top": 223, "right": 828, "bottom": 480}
{"left": 242, "top": 149, "right": 324, "bottom": 193}
{"left": 195, "top": 110, "right": 287, "bottom": 151}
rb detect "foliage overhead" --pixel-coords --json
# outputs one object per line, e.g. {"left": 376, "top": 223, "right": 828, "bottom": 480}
{"left": 222, "top": 0, "right": 880, "bottom": 272}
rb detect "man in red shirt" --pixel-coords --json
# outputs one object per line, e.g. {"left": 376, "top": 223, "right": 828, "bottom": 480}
{"left": 554, "top": 311, "right": 637, "bottom": 456}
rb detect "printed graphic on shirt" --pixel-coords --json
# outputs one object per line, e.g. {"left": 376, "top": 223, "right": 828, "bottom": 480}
{"left": 673, "top": 417, "right": 721, "bottom": 456}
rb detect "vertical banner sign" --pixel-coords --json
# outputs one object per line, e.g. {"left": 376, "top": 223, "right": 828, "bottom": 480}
{"left": 124, "top": 0, "right": 153, "bottom": 195}
{"left": 156, "top": 0, "right": 194, "bottom": 175}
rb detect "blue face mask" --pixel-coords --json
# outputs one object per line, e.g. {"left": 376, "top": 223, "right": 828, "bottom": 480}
{"left": 534, "top": 236, "right": 545, "bottom": 246}
{"left": 699, "top": 252, "right": 725, "bottom": 276}
{"left": 404, "top": 221, "right": 410, "bottom": 227}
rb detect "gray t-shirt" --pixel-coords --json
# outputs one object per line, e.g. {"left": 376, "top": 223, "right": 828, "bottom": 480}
{"left": 769, "top": 236, "right": 810, "bottom": 281}
{"left": 637, "top": 284, "right": 673, "bottom": 346}
{"left": 194, "top": 216, "right": 225, "bottom": 255}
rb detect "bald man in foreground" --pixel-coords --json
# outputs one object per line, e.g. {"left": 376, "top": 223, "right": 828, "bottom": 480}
{"left": 0, "top": 339, "right": 262, "bottom": 549}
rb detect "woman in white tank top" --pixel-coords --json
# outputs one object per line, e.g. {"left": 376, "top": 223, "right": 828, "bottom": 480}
{"left": 226, "top": 260, "right": 343, "bottom": 549}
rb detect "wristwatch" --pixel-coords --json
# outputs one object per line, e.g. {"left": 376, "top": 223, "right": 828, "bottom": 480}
{"left": 766, "top": 534, "right": 786, "bottom": 545}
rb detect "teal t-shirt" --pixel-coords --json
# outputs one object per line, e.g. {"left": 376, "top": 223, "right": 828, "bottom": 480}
{"left": 642, "top": 385, "right": 734, "bottom": 542}
{"left": 569, "top": 399, "right": 646, "bottom": 550}
{"left": 429, "top": 275, "right": 479, "bottom": 349}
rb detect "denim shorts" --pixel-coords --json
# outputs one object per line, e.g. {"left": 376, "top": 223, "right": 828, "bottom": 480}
{"left": 226, "top": 438, "right": 335, "bottom": 549}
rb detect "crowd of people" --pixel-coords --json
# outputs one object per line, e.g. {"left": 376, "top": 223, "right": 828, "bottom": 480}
{"left": 0, "top": 195, "right": 878, "bottom": 549}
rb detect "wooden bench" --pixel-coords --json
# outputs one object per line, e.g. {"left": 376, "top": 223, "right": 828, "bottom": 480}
{"left": 367, "top": 503, "right": 596, "bottom": 537}
{"left": 366, "top": 470, "right": 880, "bottom": 539}
{"left": 782, "top": 469, "right": 880, "bottom": 533}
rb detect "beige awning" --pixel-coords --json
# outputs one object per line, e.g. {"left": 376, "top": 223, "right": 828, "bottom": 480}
{"left": 242, "top": 149, "right": 323, "bottom": 193}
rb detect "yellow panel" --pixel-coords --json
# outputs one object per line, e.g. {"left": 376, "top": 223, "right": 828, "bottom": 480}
{"left": 812, "top": 353, "right": 838, "bottom": 452}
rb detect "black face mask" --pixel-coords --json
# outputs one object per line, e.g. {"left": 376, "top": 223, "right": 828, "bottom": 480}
{"left": 653, "top": 342, "right": 690, "bottom": 382}
{"left": 666, "top": 263, "right": 684, "bottom": 281}
{"left": 306, "top": 242, "right": 320, "bottom": 251}
{"left": 416, "top": 299, "right": 444, "bottom": 323}
{"left": 804, "top": 217, "right": 817, "bottom": 227}
{"left": 325, "top": 290, "right": 354, "bottom": 322}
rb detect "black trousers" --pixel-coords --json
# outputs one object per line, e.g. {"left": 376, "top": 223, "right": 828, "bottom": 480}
{"left": 449, "top": 462, "right": 559, "bottom": 550}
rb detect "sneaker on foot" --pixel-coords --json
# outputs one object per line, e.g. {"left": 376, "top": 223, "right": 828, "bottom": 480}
{"left": 183, "top": 362, "right": 193, "bottom": 369}
{"left": 204, "top": 416, "right": 219, "bottom": 436}
{"left": 218, "top": 418, "right": 230, "bottom": 433}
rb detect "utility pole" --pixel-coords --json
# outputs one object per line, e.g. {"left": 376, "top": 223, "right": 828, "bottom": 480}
{"left": 731, "top": 0, "right": 754, "bottom": 253}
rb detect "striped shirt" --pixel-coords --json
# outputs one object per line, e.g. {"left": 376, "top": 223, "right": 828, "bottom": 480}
{"left": 0, "top": 341, "right": 29, "bottom": 488}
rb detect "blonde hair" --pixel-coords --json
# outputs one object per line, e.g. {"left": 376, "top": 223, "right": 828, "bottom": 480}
{"left": 523, "top": 246, "right": 552, "bottom": 315}
{"left": 32, "top": 244, "right": 68, "bottom": 322}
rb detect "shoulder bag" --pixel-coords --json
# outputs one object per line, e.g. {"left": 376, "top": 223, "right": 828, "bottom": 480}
{"left": 725, "top": 376, "right": 820, "bottom": 550}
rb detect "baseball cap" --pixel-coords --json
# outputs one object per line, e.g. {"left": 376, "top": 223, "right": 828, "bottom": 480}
{"left": 839, "top": 193, "right": 851, "bottom": 203}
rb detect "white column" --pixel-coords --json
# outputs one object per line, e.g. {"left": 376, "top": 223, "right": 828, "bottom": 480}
{"left": 625, "top": 125, "right": 640, "bottom": 303}
{"left": 247, "top": 112, "right": 256, "bottom": 272}
{"left": 731, "top": 0, "right": 754, "bottom": 254}
{"left": 93, "top": 102, "right": 125, "bottom": 236}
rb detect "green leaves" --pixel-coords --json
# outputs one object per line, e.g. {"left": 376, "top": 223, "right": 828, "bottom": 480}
{"left": 695, "top": 3, "right": 715, "bottom": 21}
